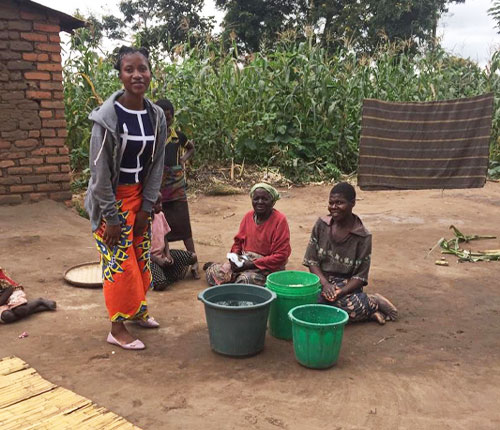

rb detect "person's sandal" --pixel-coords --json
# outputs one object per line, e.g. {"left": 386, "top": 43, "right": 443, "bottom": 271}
{"left": 106, "top": 332, "right": 145, "bottom": 350}
{"left": 137, "top": 316, "right": 160, "bottom": 328}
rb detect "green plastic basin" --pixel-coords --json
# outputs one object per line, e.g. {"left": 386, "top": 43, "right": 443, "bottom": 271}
{"left": 266, "top": 271, "right": 321, "bottom": 340}
{"left": 288, "top": 304, "right": 349, "bottom": 369}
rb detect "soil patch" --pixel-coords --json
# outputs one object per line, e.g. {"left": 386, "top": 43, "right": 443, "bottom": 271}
{"left": 2, "top": 183, "right": 500, "bottom": 429}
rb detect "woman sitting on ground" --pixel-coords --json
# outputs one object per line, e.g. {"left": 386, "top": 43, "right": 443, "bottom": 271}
{"left": 151, "top": 193, "right": 197, "bottom": 290}
{"left": 204, "top": 183, "right": 291, "bottom": 286}
{"left": 303, "top": 182, "right": 398, "bottom": 324}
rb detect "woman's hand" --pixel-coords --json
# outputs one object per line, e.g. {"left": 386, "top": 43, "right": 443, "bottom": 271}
{"left": 103, "top": 223, "right": 121, "bottom": 248}
{"left": 321, "top": 282, "right": 339, "bottom": 302}
{"left": 231, "top": 259, "right": 255, "bottom": 273}
{"left": 134, "top": 210, "right": 149, "bottom": 236}
{"left": 165, "top": 251, "right": 174, "bottom": 266}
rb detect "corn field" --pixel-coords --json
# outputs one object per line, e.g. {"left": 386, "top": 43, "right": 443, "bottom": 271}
{"left": 63, "top": 34, "right": 500, "bottom": 183}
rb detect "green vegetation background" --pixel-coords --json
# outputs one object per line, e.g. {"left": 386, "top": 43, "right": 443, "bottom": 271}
{"left": 63, "top": 33, "right": 500, "bottom": 186}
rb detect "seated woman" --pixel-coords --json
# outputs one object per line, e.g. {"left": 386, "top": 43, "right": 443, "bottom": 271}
{"left": 204, "top": 183, "right": 291, "bottom": 286}
{"left": 151, "top": 193, "right": 198, "bottom": 291}
{"left": 303, "top": 182, "right": 398, "bottom": 324}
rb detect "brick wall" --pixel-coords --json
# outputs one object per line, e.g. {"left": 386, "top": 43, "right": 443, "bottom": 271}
{"left": 0, "top": 1, "right": 72, "bottom": 205}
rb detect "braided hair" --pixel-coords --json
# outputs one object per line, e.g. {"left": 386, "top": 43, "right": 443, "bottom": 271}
{"left": 114, "top": 46, "right": 151, "bottom": 73}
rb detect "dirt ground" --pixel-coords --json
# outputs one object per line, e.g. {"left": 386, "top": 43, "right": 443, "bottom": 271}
{"left": 2, "top": 183, "right": 500, "bottom": 430}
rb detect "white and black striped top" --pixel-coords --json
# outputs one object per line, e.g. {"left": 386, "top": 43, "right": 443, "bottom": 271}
{"left": 114, "top": 101, "right": 155, "bottom": 184}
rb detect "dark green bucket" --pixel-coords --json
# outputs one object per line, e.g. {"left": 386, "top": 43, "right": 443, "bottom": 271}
{"left": 198, "top": 284, "right": 276, "bottom": 357}
{"left": 266, "top": 271, "right": 321, "bottom": 340}
{"left": 288, "top": 304, "right": 349, "bottom": 369}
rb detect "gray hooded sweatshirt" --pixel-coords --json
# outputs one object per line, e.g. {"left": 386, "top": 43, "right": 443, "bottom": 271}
{"left": 84, "top": 90, "right": 166, "bottom": 231}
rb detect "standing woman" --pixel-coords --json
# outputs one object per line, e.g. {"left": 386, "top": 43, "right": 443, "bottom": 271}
{"left": 155, "top": 99, "right": 199, "bottom": 279}
{"left": 84, "top": 46, "right": 166, "bottom": 350}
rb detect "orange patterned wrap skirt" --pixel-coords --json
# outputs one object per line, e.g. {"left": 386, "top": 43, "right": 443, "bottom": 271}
{"left": 93, "top": 184, "right": 152, "bottom": 322}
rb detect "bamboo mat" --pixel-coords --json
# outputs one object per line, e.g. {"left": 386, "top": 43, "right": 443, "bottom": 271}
{"left": 0, "top": 356, "right": 142, "bottom": 430}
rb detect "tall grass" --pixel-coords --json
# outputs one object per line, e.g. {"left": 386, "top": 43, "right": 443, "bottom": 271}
{"left": 63, "top": 34, "right": 500, "bottom": 182}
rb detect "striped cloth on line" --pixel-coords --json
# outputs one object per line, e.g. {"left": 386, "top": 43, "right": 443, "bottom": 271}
{"left": 357, "top": 93, "right": 494, "bottom": 190}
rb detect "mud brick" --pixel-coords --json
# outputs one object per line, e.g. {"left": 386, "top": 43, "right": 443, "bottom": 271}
{"left": 1, "top": 91, "right": 24, "bottom": 100}
{"left": 39, "top": 82, "right": 61, "bottom": 90}
{"left": 37, "top": 183, "right": 61, "bottom": 191}
{"left": 33, "top": 23, "right": 60, "bottom": 33}
{"left": 37, "top": 63, "right": 62, "bottom": 72}
{"left": 14, "top": 139, "right": 38, "bottom": 148}
{"left": 5, "top": 151, "right": 26, "bottom": 159}
{"left": 39, "top": 110, "right": 53, "bottom": 118}
{"left": 0, "top": 194, "right": 22, "bottom": 204}
{"left": 48, "top": 173, "right": 70, "bottom": 182}
{"left": 8, "top": 166, "right": 32, "bottom": 174}
{"left": 20, "top": 158, "right": 44, "bottom": 166}
{"left": 40, "top": 129, "right": 56, "bottom": 137}
{"left": 23, "top": 52, "right": 48, "bottom": 61}
{"left": 24, "top": 71, "right": 50, "bottom": 80}
{"left": 0, "top": 176, "right": 21, "bottom": 185}
{"left": 46, "top": 155, "right": 70, "bottom": 164}
{"left": 0, "top": 140, "right": 11, "bottom": 149}
{"left": 8, "top": 21, "right": 32, "bottom": 31}
{"left": 40, "top": 100, "right": 64, "bottom": 109}
{"left": 22, "top": 175, "right": 46, "bottom": 184}
{"left": 35, "top": 43, "right": 60, "bottom": 53}
{"left": 57, "top": 129, "right": 67, "bottom": 137}
{"left": 9, "top": 41, "right": 32, "bottom": 51}
{"left": 0, "top": 160, "right": 15, "bottom": 168}
{"left": 32, "top": 147, "right": 57, "bottom": 156}
{"left": 58, "top": 146, "right": 69, "bottom": 155}
{"left": 6, "top": 60, "right": 35, "bottom": 70}
{"left": 10, "top": 184, "right": 34, "bottom": 193}
{"left": 20, "top": 32, "right": 47, "bottom": 42}
{"left": 27, "top": 90, "right": 51, "bottom": 99}
{"left": 34, "top": 165, "right": 59, "bottom": 173}
{"left": 28, "top": 130, "right": 40, "bottom": 137}
{"left": 42, "top": 119, "right": 66, "bottom": 128}
{"left": 2, "top": 130, "right": 27, "bottom": 139}
{"left": 44, "top": 138, "right": 65, "bottom": 146}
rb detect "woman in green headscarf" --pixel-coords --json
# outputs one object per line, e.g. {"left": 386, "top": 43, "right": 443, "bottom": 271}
{"left": 204, "top": 183, "right": 291, "bottom": 286}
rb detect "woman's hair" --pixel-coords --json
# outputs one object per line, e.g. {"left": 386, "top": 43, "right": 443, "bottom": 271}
{"left": 330, "top": 182, "right": 356, "bottom": 202}
{"left": 114, "top": 46, "right": 151, "bottom": 72}
{"left": 155, "top": 99, "right": 175, "bottom": 116}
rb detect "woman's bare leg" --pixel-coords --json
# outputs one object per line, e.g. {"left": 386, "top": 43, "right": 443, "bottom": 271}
{"left": 111, "top": 321, "right": 137, "bottom": 344}
{"left": 183, "top": 237, "right": 200, "bottom": 279}
{"left": 371, "top": 311, "right": 386, "bottom": 325}
{"left": 372, "top": 293, "right": 399, "bottom": 321}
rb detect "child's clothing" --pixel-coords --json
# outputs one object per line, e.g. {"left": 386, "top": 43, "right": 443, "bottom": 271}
{"left": 151, "top": 211, "right": 196, "bottom": 290}
{"left": 0, "top": 268, "right": 27, "bottom": 323}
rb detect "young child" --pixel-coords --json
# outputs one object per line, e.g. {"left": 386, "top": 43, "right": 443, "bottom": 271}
{"left": 151, "top": 193, "right": 198, "bottom": 291}
{"left": 155, "top": 99, "right": 199, "bottom": 279}
{"left": 0, "top": 268, "right": 56, "bottom": 324}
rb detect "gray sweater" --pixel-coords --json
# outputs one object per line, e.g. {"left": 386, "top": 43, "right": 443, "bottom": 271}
{"left": 84, "top": 90, "right": 166, "bottom": 231}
